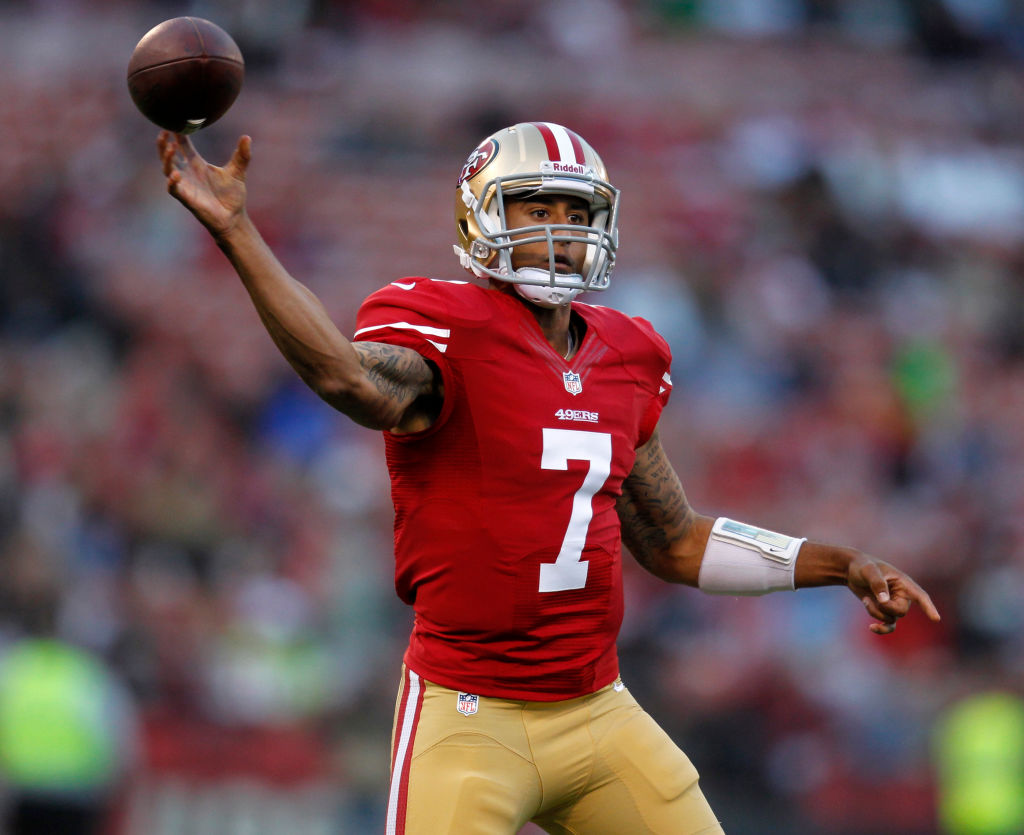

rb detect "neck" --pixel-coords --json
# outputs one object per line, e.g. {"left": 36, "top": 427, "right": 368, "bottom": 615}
{"left": 534, "top": 303, "right": 573, "bottom": 354}
{"left": 490, "top": 279, "right": 574, "bottom": 357}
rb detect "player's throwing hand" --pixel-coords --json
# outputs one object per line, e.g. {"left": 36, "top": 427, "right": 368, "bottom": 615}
{"left": 157, "top": 131, "right": 251, "bottom": 239}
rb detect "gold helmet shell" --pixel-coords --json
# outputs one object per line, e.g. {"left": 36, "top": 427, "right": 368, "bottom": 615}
{"left": 453, "top": 122, "right": 619, "bottom": 305}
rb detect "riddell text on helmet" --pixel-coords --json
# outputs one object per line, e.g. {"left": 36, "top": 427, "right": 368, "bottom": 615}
{"left": 546, "top": 161, "right": 588, "bottom": 175}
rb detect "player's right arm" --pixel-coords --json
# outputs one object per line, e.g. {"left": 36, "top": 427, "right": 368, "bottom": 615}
{"left": 157, "top": 131, "right": 440, "bottom": 433}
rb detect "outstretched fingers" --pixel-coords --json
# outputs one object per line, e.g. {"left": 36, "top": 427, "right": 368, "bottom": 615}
{"left": 157, "top": 131, "right": 176, "bottom": 176}
{"left": 156, "top": 131, "right": 192, "bottom": 195}
{"left": 160, "top": 143, "right": 182, "bottom": 199}
{"left": 156, "top": 130, "right": 242, "bottom": 176}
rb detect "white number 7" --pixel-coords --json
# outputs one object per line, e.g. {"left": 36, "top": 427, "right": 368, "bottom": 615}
{"left": 538, "top": 428, "right": 613, "bottom": 592}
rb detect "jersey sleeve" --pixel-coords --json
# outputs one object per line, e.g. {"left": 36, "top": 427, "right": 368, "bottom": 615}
{"left": 632, "top": 315, "right": 673, "bottom": 447}
{"left": 353, "top": 278, "right": 458, "bottom": 433}
{"left": 354, "top": 278, "right": 453, "bottom": 361}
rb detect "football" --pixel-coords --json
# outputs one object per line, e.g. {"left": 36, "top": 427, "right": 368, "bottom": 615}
{"left": 127, "top": 17, "right": 244, "bottom": 134}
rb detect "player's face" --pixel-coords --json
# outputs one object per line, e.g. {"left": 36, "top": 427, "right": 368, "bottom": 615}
{"left": 504, "top": 196, "right": 591, "bottom": 274}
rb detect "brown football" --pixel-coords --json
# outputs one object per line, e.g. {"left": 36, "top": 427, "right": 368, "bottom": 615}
{"left": 127, "top": 17, "right": 244, "bottom": 134}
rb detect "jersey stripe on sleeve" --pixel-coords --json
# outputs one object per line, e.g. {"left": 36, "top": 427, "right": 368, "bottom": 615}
{"left": 354, "top": 321, "right": 452, "bottom": 353}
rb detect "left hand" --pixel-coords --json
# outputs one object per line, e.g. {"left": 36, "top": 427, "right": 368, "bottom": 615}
{"left": 845, "top": 553, "right": 941, "bottom": 634}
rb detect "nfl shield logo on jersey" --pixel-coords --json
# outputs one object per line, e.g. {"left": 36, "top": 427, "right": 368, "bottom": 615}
{"left": 457, "top": 692, "right": 479, "bottom": 716}
{"left": 563, "top": 371, "right": 583, "bottom": 395}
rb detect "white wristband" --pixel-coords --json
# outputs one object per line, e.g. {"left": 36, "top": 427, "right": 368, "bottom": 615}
{"left": 697, "top": 517, "right": 805, "bottom": 596}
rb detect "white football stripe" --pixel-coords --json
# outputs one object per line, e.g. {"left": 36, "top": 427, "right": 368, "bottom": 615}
{"left": 354, "top": 321, "right": 451, "bottom": 339}
{"left": 662, "top": 372, "right": 673, "bottom": 386}
{"left": 391, "top": 281, "right": 416, "bottom": 290}
{"left": 543, "top": 121, "right": 577, "bottom": 162}
{"left": 427, "top": 340, "right": 448, "bottom": 353}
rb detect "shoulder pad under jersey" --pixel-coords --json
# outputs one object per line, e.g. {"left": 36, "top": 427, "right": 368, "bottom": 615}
{"left": 353, "top": 277, "right": 497, "bottom": 352}
{"left": 578, "top": 304, "right": 672, "bottom": 383}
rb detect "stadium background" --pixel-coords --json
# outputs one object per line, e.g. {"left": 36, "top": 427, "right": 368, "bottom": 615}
{"left": 2, "top": 0, "right": 1023, "bottom": 833}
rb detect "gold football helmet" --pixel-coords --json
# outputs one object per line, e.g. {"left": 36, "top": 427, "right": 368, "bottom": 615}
{"left": 453, "top": 122, "right": 619, "bottom": 307}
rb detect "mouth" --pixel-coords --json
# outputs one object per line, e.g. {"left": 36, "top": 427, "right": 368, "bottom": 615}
{"left": 552, "top": 255, "right": 577, "bottom": 274}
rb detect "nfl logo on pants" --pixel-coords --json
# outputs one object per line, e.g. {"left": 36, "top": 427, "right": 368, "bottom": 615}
{"left": 457, "top": 692, "right": 479, "bottom": 716}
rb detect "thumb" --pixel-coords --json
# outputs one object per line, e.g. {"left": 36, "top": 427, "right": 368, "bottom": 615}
{"left": 227, "top": 135, "right": 252, "bottom": 180}
{"left": 858, "top": 560, "right": 891, "bottom": 605}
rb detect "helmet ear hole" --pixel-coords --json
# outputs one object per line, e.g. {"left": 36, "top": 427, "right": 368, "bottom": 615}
{"left": 458, "top": 219, "right": 468, "bottom": 237}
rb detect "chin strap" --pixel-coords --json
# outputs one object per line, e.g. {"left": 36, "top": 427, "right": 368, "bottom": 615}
{"left": 514, "top": 279, "right": 580, "bottom": 308}
{"left": 453, "top": 244, "right": 487, "bottom": 278}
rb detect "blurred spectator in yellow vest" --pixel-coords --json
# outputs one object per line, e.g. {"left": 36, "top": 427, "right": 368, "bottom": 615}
{"left": 0, "top": 587, "right": 138, "bottom": 835}
{"left": 933, "top": 688, "right": 1024, "bottom": 835}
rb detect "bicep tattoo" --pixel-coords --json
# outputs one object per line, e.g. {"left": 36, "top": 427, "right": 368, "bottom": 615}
{"left": 353, "top": 341, "right": 435, "bottom": 403}
{"left": 347, "top": 341, "right": 441, "bottom": 432}
{"left": 617, "top": 430, "right": 696, "bottom": 574}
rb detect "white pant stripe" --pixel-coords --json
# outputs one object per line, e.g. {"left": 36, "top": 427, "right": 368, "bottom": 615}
{"left": 386, "top": 670, "right": 421, "bottom": 835}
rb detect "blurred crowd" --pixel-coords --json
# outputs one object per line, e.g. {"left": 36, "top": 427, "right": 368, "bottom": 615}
{"left": 2, "top": 1, "right": 1024, "bottom": 833}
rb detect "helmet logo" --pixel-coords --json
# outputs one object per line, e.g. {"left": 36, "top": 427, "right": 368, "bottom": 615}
{"left": 458, "top": 138, "right": 498, "bottom": 186}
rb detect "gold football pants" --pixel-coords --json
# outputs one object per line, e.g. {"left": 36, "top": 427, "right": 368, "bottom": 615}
{"left": 387, "top": 666, "right": 724, "bottom": 834}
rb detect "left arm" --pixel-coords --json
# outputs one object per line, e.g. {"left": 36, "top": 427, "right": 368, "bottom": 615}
{"left": 615, "top": 427, "right": 713, "bottom": 587}
{"left": 617, "top": 427, "right": 941, "bottom": 634}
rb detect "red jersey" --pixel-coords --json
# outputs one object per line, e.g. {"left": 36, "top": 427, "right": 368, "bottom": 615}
{"left": 353, "top": 278, "right": 673, "bottom": 700}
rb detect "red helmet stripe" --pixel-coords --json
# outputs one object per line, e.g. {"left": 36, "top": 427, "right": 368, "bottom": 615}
{"left": 532, "top": 122, "right": 562, "bottom": 162}
{"left": 532, "top": 122, "right": 587, "bottom": 165}
{"left": 531, "top": 122, "right": 589, "bottom": 166}
{"left": 566, "top": 129, "right": 586, "bottom": 165}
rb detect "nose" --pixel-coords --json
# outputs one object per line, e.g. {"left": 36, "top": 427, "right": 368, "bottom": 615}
{"left": 553, "top": 234, "right": 582, "bottom": 258}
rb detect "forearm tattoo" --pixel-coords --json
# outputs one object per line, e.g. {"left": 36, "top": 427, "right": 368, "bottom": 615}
{"left": 616, "top": 430, "right": 696, "bottom": 577}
